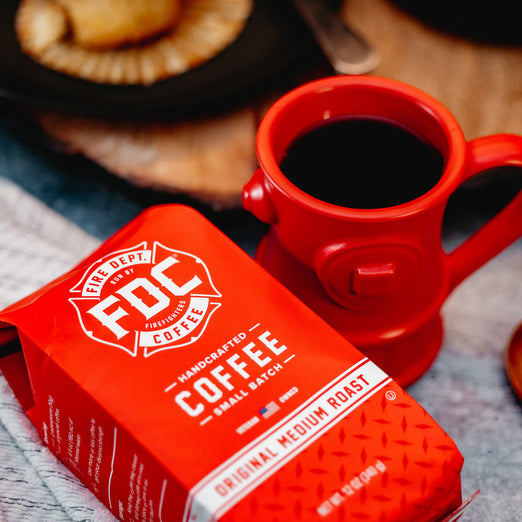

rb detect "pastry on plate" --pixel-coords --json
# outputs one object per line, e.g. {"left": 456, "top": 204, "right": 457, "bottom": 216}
{"left": 15, "top": 0, "right": 253, "bottom": 85}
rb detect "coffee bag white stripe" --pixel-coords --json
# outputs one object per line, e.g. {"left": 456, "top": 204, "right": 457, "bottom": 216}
{"left": 183, "top": 358, "right": 391, "bottom": 522}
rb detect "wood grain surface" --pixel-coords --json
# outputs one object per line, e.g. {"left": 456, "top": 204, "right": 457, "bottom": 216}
{"left": 37, "top": 107, "right": 258, "bottom": 208}
{"left": 344, "top": 0, "right": 522, "bottom": 139}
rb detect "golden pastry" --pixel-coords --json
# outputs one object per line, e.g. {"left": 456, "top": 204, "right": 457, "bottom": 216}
{"left": 54, "top": 0, "right": 184, "bottom": 49}
{"left": 15, "top": 0, "right": 253, "bottom": 85}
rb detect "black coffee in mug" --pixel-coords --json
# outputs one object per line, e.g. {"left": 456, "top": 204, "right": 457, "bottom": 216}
{"left": 279, "top": 117, "right": 444, "bottom": 209}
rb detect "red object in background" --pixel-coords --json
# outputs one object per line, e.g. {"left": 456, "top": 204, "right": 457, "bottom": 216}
{"left": 243, "top": 75, "right": 522, "bottom": 387}
{"left": 0, "top": 205, "right": 463, "bottom": 521}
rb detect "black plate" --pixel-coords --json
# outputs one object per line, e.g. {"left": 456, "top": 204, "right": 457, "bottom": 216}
{"left": 0, "top": 0, "right": 319, "bottom": 118}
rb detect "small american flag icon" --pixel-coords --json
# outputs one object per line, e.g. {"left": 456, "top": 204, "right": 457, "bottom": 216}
{"left": 259, "top": 401, "right": 280, "bottom": 418}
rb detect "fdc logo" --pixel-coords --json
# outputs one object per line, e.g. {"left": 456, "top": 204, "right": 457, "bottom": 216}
{"left": 70, "top": 242, "right": 221, "bottom": 357}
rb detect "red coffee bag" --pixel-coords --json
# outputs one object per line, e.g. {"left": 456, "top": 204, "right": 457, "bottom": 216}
{"left": 0, "top": 205, "right": 463, "bottom": 521}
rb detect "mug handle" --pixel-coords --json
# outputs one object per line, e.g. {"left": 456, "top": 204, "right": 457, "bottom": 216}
{"left": 446, "top": 134, "right": 522, "bottom": 292}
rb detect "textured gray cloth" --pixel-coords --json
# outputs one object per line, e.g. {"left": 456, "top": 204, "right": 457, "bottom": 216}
{"left": 0, "top": 177, "right": 114, "bottom": 522}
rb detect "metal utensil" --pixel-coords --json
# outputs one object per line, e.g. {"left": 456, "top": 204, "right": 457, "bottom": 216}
{"left": 506, "top": 324, "right": 522, "bottom": 401}
{"left": 292, "top": 0, "right": 379, "bottom": 75}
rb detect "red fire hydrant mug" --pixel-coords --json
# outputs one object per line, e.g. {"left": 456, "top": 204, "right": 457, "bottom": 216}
{"left": 243, "top": 75, "right": 522, "bottom": 387}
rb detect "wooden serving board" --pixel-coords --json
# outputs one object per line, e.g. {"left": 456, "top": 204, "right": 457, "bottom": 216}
{"left": 37, "top": 0, "right": 522, "bottom": 208}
